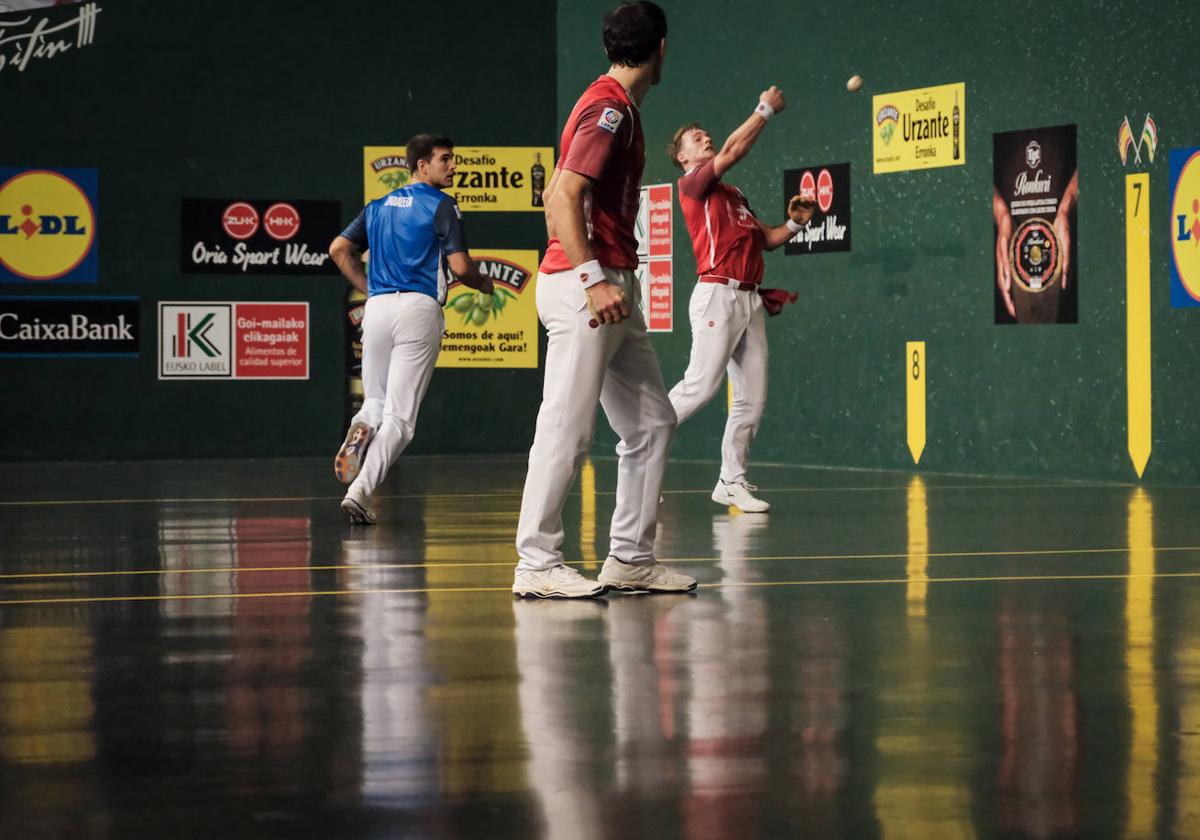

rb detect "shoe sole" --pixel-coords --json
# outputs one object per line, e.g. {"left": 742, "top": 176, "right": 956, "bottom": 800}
{"left": 340, "top": 497, "right": 376, "bottom": 525}
{"left": 599, "top": 580, "right": 698, "bottom": 594}
{"left": 711, "top": 491, "right": 770, "bottom": 513}
{"left": 334, "top": 422, "right": 372, "bottom": 484}
{"left": 512, "top": 586, "right": 607, "bottom": 599}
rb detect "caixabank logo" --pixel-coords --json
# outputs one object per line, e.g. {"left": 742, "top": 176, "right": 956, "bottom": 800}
{"left": 0, "top": 168, "right": 98, "bottom": 283}
{"left": 0, "top": 296, "right": 137, "bottom": 357}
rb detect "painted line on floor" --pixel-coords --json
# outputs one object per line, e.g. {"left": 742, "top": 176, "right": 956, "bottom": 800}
{"left": 0, "top": 481, "right": 1132, "bottom": 509}
{"left": 3, "top": 545, "right": 1198, "bottom": 581}
{"left": 2, "top": 569, "right": 1200, "bottom": 607}
{"left": 2, "top": 544, "right": 1198, "bottom": 583}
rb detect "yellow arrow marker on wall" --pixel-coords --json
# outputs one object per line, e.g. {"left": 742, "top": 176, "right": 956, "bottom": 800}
{"left": 906, "top": 342, "right": 926, "bottom": 464}
{"left": 1126, "top": 174, "right": 1152, "bottom": 478}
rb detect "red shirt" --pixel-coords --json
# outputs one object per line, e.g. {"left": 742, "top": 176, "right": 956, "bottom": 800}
{"left": 678, "top": 159, "right": 765, "bottom": 285}
{"left": 541, "top": 75, "right": 644, "bottom": 274}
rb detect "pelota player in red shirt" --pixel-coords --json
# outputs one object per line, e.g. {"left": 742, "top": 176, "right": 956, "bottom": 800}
{"left": 512, "top": 1, "right": 695, "bottom": 599}
{"left": 667, "top": 87, "right": 815, "bottom": 513}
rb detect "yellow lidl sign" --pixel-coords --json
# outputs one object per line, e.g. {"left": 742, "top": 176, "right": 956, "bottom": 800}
{"left": 363, "top": 146, "right": 553, "bottom": 211}
{"left": 873, "top": 82, "right": 965, "bottom": 174}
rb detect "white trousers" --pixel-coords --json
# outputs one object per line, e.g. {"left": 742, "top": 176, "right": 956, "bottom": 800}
{"left": 667, "top": 282, "right": 768, "bottom": 484}
{"left": 516, "top": 267, "right": 676, "bottom": 571}
{"left": 348, "top": 291, "right": 444, "bottom": 499}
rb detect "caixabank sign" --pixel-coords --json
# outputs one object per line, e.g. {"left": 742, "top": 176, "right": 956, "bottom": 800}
{"left": 0, "top": 296, "right": 138, "bottom": 356}
{"left": 180, "top": 199, "right": 341, "bottom": 275}
{"left": 0, "top": 168, "right": 98, "bottom": 283}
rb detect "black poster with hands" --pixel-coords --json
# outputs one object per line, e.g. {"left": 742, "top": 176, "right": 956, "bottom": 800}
{"left": 992, "top": 124, "right": 1078, "bottom": 324}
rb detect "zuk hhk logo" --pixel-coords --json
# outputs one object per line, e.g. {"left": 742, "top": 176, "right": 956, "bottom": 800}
{"left": 0, "top": 168, "right": 98, "bottom": 282}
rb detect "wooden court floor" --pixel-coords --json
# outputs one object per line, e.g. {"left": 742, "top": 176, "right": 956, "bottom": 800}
{"left": 1, "top": 455, "right": 1199, "bottom": 838}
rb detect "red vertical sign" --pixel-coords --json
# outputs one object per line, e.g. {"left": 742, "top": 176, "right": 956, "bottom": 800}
{"left": 234, "top": 302, "right": 309, "bottom": 379}
{"left": 647, "top": 184, "right": 672, "bottom": 259}
{"left": 647, "top": 260, "right": 672, "bottom": 332}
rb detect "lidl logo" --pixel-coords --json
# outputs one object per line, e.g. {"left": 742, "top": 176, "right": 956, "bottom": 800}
{"left": 1170, "top": 147, "right": 1200, "bottom": 307}
{"left": 0, "top": 168, "right": 98, "bottom": 283}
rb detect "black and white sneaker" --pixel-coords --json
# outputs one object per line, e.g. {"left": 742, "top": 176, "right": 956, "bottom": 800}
{"left": 340, "top": 492, "right": 377, "bottom": 525}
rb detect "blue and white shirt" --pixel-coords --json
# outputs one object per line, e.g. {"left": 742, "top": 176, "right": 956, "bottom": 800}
{"left": 340, "top": 181, "right": 468, "bottom": 303}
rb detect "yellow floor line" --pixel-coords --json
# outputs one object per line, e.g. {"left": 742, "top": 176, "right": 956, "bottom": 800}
{"left": 3, "top": 544, "right": 1199, "bottom": 582}
{"left": 2, "top": 569, "right": 1200, "bottom": 608}
{"left": 0, "top": 481, "right": 1131, "bottom": 508}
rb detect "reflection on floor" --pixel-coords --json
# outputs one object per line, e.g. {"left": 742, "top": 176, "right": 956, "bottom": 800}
{"left": 1, "top": 455, "right": 1199, "bottom": 837}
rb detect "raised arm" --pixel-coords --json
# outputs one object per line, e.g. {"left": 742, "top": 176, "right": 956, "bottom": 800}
{"left": 713, "top": 85, "right": 786, "bottom": 177}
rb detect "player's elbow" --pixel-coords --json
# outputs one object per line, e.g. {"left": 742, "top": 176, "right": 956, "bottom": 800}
{"left": 329, "top": 236, "right": 352, "bottom": 261}
{"left": 714, "top": 146, "right": 745, "bottom": 174}
{"left": 544, "top": 187, "right": 575, "bottom": 224}
{"left": 447, "top": 252, "right": 471, "bottom": 278}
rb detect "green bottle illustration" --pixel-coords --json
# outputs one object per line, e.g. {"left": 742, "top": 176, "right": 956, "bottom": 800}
{"left": 952, "top": 92, "right": 960, "bottom": 160}
{"left": 531, "top": 152, "right": 545, "bottom": 207}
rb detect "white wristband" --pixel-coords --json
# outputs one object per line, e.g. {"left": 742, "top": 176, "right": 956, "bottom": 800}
{"left": 754, "top": 100, "right": 774, "bottom": 121}
{"left": 786, "top": 218, "right": 804, "bottom": 233}
{"left": 575, "top": 259, "right": 606, "bottom": 289}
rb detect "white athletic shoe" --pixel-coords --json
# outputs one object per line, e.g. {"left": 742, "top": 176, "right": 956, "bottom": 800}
{"left": 598, "top": 556, "right": 697, "bottom": 593}
{"left": 712, "top": 479, "right": 770, "bottom": 513}
{"left": 512, "top": 565, "right": 606, "bottom": 599}
{"left": 341, "top": 490, "right": 377, "bottom": 525}
{"left": 334, "top": 421, "right": 373, "bottom": 484}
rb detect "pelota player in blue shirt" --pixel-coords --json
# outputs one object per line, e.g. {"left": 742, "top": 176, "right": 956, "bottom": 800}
{"left": 329, "top": 133, "right": 493, "bottom": 524}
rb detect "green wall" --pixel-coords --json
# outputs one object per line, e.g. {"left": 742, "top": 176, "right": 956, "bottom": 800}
{"left": 8, "top": 0, "right": 1200, "bottom": 485}
{"left": 561, "top": 0, "right": 1200, "bottom": 484}
{"left": 1, "top": 0, "right": 554, "bottom": 460}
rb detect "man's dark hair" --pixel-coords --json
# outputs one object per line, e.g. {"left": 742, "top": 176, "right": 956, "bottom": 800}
{"left": 602, "top": 1, "right": 667, "bottom": 68}
{"left": 667, "top": 122, "right": 703, "bottom": 169}
{"left": 406, "top": 134, "right": 454, "bottom": 172}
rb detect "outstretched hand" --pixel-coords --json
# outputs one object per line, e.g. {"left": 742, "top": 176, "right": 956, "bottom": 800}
{"left": 788, "top": 193, "right": 816, "bottom": 226}
{"left": 761, "top": 85, "right": 786, "bottom": 114}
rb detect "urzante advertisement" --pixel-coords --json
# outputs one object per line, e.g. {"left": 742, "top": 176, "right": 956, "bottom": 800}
{"left": 362, "top": 147, "right": 553, "bottom": 211}
{"left": 439, "top": 250, "right": 538, "bottom": 369}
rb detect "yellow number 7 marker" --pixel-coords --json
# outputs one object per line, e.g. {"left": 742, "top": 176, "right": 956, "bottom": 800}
{"left": 1126, "top": 174, "right": 1151, "bottom": 478}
